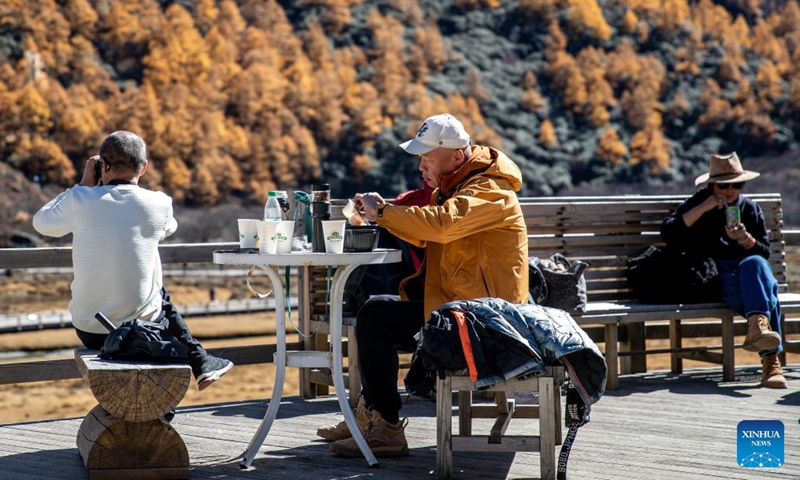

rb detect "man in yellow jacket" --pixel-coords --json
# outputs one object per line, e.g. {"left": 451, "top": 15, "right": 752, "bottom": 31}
{"left": 320, "top": 113, "right": 529, "bottom": 457}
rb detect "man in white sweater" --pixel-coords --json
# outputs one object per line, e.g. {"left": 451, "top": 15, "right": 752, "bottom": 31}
{"left": 33, "top": 131, "right": 232, "bottom": 391}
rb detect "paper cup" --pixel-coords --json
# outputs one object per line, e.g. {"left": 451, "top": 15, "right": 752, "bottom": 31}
{"left": 258, "top": 221, "right": 279, "bottom": 254}
{"left": 238, "top": 219, "right": 259, "bottom": 249}
{"left": 321, "top": 220, "right": 346, "bottom": 254}
{"left": 272, "top": 220, "right": 295, "bottom": 254}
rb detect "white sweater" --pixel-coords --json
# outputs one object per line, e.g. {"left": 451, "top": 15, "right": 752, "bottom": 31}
{"left": 33, "top": 184, "right": 178, "bottom": 334}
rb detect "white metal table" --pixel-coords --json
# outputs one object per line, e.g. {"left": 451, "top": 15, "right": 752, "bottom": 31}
{"left": 212, "top": 248, "right": 401, "bottom": 468}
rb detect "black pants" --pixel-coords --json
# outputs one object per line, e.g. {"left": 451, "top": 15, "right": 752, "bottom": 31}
{"left": 356, "top": 295, "right": 425, "bottom": 425}
{"left": 75, "top": 288, "right": 209, "bottom": 375}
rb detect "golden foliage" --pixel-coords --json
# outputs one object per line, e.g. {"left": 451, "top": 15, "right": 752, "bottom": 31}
{"left": 620, "top": 10, "right": 638, "bottom": 34}
{"left": 657, "top": 0, "right": 691, "bottom": 33}
{"left": 751, "top": 19, "right": 790, "bottom": 72}
{"left": 11, "top": 136, "right": 75, "bottom": 185}
{"left": 457, "top": 0, "right": 502, "bottom": 8}
{"left": 539, "top": 119, "right": 558, "bottom": 148}
{"left": 190, "top": 165, "right": 219, "bottom": 206}
{"left": 619, "top": 0, "right": 661, "bottom": 19}
{"left": 545, "top": 19, "right": 567, "bottom": 55}
{"left": 351, "top": 153, "right": 373, "bottom": 183}
{"left": 519, "top": 0, "right": 558, "bottom": 18}
{"left": 734, "top": 101, "right": 777, "bottom": 144}
{"left": 162, "top": 156, "right": 192, "bottom": 203}
{"left": 629, "top": 127, "right": 670, "bottom": 173}
{"left": 665, "top": 91, "right": 690, "bottom": 120}
{"left": 697, "top": 79, "right": 733, "bottom": 131}
{"left": 790, "top": 78, "right": 800, "bottom": 114}
{"left": 520, "top": 77, "right": 547, "bottom": 114}
{"left": 691, "top": 0, "right": 733, "bottom": 42}
{"left": 3, "top": 0, "right": 799, "bottom": 205}
{"left": 465, "top": 67, "right": 489, "bottom": 101}
{"left": 718, "top": 49, "right": 742, "bottom": 84}
{"left": 566, "top": 0, "right": 611, "bottom": 41}
{"left": 728, "top": 16, "right": 752, "bottom": 50}
{"left": 755, "top": 60, "right": 783, "bottom": 104}
{"left": 415, "top": 19, "right": 448, "bottom": 72}
{"left": 16, "top": 84, "right": 53, "bottom": 134}
{"left": 597, "top": 128, "right": 628, "bottom": 165}
{"left": 577, "top": 48, "right": 615, "bottom": 127}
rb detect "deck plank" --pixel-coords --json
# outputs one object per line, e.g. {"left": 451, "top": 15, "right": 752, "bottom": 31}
{"left": 1, "top": 366, "right": 799, "bottom": 479}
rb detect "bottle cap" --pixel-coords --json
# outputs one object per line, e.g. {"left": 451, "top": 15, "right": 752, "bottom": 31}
{"left": 268, "top": 191, "right": 277, "bottom": 197}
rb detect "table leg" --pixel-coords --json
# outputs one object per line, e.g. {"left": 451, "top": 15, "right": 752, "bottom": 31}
{"left": 330, "top": 264, "right": 378, "bottom": 466}
{"left": 240, "top": 265, "right": 287, "bottom": 468}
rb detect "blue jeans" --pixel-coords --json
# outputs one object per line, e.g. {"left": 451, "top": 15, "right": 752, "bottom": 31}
{"left": 715, "top": 256, "right": 782, "bottom": 356}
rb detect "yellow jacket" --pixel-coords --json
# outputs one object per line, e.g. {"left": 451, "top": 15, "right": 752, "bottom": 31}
{"left": 377, "top": 145, "right": 529, "bottom": 318}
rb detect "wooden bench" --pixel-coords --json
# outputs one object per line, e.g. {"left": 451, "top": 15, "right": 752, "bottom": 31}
{"left": 436, "top": 367, "right": 565, "bottom": 479}
{"left": 74, "top": 348, "right": 192, "bottom": 480}
{"left": 522, "top": 193, "right": 800, "bottom": 389}
{"left": 298, "top": 194, "right": 800, "bottom": 394}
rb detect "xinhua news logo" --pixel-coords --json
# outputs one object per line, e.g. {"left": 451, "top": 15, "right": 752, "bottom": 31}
{"left": 737, "top": 420, "right": 784, "bottom": 468}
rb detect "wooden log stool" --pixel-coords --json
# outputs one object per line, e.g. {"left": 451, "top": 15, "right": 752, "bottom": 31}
{"left": 436, "top": 366, "right": 565, "bottom": 480}
{"left": 74, "top": 347, "right": 192, "bottom": 480}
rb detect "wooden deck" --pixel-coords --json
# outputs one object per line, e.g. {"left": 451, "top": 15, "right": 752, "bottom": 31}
{"left": 1, "top": 366, "right": 799, "bottom": 480}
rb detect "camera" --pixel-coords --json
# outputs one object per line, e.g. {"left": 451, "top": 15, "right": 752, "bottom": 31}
{"left": 94, "top": 159, "right": 103, "bottom": 185}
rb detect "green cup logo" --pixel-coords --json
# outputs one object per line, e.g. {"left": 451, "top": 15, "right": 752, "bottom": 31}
{"left": 271, "top": 232, "right": 289, "bottom": 242}
{"left": 327, "top": 230, "right": 343, "bottom": 241}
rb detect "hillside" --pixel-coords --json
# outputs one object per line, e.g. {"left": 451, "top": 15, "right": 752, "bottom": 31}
{"left": 2, "top": 0, "right": 800, "bottom": 245}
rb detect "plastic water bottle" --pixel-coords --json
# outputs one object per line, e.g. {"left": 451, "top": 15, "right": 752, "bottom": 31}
{"left": 264, "top": 191, "right": 282, "bottom": 221}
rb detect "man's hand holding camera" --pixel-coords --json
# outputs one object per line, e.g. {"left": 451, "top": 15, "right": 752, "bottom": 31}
{"left": 79, "top": 155, "right": 103, "bottom": 187}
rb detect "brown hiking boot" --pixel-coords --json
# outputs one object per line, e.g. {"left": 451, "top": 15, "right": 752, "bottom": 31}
{"left": 743, "top": 314, "right": 781, "bottom": 352}
{"left": 329, "top": 410, "right": 409, "bottom": 457}
{"left": 317, "top": 397, "right": 371, "bottom": 442}
{"left": 761, "top": 354, "right": 787, "bottom": 389}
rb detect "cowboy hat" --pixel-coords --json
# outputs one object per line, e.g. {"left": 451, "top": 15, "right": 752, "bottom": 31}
{"left": 694, "top": 152, "right": 760, "bottom": 186}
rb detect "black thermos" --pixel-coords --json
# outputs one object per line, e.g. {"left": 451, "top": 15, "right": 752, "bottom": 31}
{"left": 311, "top": 183, "right": 331, "bottom": 253}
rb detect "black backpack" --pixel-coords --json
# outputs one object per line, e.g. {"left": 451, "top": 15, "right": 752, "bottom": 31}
{"left": 100, "top": 319, "right": 189, "bottom": 363}
{"left": 625, "top": 245, "right": 720, "bottom": 303}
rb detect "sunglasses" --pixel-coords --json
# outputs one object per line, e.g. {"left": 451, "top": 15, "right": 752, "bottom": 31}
{"left": 714, "top": 182, "right": 744, "bottom": 191}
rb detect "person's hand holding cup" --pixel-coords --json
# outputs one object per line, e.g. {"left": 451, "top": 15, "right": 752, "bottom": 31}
{"left": 354, "top": 192, "right": 385, "bottom": 222}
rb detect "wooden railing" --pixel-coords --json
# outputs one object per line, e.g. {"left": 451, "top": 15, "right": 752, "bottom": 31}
{"left": 0, "top": 242, "right": 302, "bottom": 385}
{"left": 2, "top": 231, "right": 799, "bottom": 387}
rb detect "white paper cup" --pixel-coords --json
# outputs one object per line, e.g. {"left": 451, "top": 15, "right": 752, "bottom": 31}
{"left": 238, "top": 219, "right": 259, "bottom": 249}
{"left": 342, "top": 199, "right": 365, "bottom": 226}
{"left": 272, "top": 220, "right": 295, "bottom": 254}
{"left": 321, "top": 220, "right": 346, "bottom": 254}
{"left": 258, "top": 221, "right": 279, "bottom": 254}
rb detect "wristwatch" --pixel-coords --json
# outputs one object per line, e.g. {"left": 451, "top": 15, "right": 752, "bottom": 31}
{"left": 376, "top": 204, "right": 388, "bottom": 218}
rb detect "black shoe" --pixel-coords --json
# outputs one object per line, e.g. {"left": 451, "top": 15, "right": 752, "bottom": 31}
{"left": 195, "top": 356, "right": 233, "bottom": 391}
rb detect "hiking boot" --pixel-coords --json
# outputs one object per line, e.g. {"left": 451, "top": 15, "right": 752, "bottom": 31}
{"left": 743, "top": 314, "right": 781, "bottom": 352}
{"left": 329, "top": 410, "right": 409, "bottom": 457}
{"left": 761, "top": 354, "right": 787, "bottom": 389}
{"left": 195, "top": 355, "right": 234, "bottom": 391}
{"left": 317, "top": 397, "right": 370, "bottom": 442}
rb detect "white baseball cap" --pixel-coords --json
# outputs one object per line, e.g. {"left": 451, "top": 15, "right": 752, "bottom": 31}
{"left": 399, "top": 113, "right": 471, "bottom": 155}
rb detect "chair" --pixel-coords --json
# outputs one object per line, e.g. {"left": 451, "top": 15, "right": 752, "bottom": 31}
{"left": 436, "top": 366, "right": 565, "bottom": 480}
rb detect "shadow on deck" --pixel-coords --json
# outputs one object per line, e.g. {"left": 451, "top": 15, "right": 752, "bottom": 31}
{"left": 1, "top": 366, "right": 799, "bottom": 480}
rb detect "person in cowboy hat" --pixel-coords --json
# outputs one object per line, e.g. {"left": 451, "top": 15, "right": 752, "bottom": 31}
{"left": 661, "top": 152, "right": 785, "bottom": 388}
